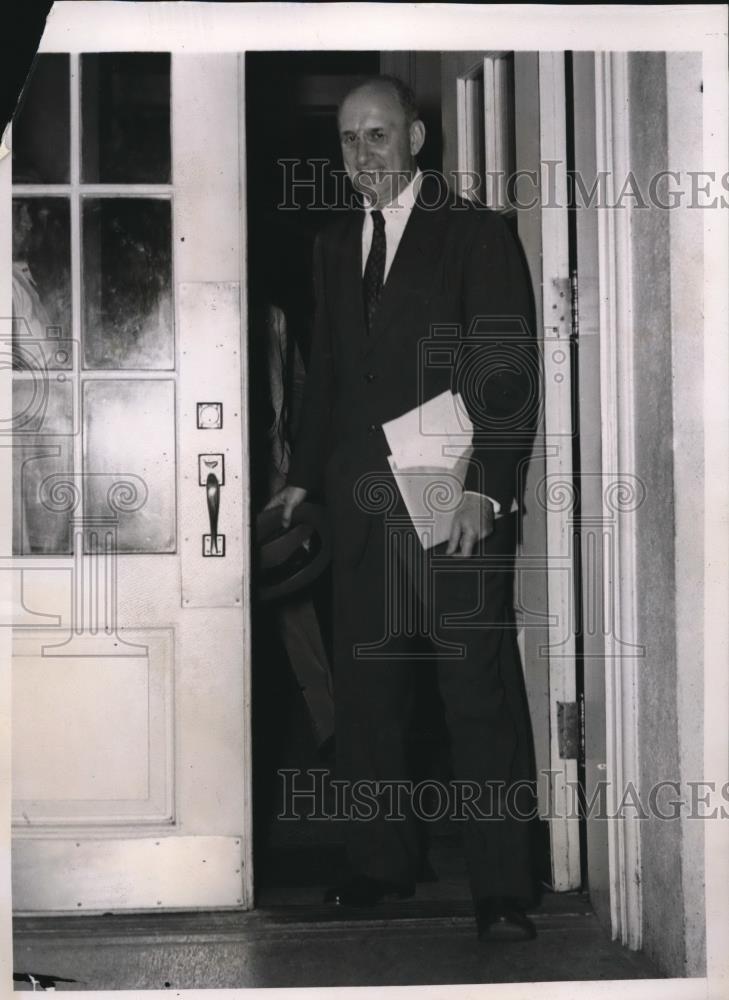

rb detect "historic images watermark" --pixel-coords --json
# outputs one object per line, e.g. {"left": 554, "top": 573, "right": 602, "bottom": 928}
{"left": 278, "top": 768, "right": 729, "bottom": 823}
{"left": 277, "top": 161, "right": 729, "bottom": 212}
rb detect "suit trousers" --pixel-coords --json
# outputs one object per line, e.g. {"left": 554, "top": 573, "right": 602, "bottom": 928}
{"left": 332, "top": 510, "right": 539, "bottom": 905}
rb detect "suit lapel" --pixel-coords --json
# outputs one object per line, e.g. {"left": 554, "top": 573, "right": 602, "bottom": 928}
{"left": 334, "top": 210, "right": 368, "bottom": 348}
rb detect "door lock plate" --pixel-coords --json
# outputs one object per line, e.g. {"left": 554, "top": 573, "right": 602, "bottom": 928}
{"left": 203, "top": 534, "right": 226, "bottom": 557}
{"left": 197, "top": 402, "right": 223, "bottom": 430}
{"left": 198, "top": 454, "right": 225, "bottom": 486}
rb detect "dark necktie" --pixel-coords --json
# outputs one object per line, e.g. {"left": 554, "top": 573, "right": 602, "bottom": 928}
{"left": 363, "top": 209, "right": 386, "bottom": 334}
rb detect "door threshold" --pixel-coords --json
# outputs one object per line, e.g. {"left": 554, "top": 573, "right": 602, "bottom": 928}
{"left": 14, "top": 889, "right": 595, "bottom": 942}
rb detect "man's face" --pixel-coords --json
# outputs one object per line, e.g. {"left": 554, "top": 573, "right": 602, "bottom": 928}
{"left": 338, "top": 84, "right": 424, "bottom": 208}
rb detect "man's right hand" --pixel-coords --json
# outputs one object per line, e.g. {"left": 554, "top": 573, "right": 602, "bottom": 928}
{"left": 264, "top": 485, "right": 308, "bottom": 529}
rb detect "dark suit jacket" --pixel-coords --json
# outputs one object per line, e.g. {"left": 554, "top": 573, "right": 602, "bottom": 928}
{"left": 288, "top": 176, "right": 538, "bottom": 565}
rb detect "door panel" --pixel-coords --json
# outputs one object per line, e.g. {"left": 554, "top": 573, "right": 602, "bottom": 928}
{"left": 10, "top": 52, "right": 251, "bottom": 912}
{"left": 12, "top": 628, "right": 173, "bottom": 824}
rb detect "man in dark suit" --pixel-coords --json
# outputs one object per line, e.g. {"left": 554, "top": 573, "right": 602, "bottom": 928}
{"left": 267, "top": 75, "right": 540, "bottom": 941}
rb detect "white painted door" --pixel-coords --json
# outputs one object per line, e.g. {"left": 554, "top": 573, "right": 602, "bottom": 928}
{"left": 9, "top": 51, "right": 252, "bottom": 913}
{"left": 570, "top": 51, "right": 610, "bottom": 925}
{"left": 441, "top": 50, "right": 581, "bottom": 890}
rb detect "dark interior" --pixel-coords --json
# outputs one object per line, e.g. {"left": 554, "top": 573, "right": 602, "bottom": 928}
{"left": 246, "top": 51, "right": 460, "bottom": 900}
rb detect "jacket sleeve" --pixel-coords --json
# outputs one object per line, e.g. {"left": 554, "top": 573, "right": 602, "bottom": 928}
{"left": 286, "top": 232, "right": 334, "bottom": 494}
{"left": 456, "top": 210, "right": 539, "bottom": 511}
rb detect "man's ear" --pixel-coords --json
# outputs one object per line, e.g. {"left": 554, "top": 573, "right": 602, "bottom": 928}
{"left": 409, "top": 119, "right": 426, "bottom": 157}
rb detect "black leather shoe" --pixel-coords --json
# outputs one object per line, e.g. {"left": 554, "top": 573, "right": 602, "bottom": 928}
{"left": 324, "top": 874, "right": 415, "bottom": 907}
{"left": 476, "top": 897, "right": 537, "bottom": 942}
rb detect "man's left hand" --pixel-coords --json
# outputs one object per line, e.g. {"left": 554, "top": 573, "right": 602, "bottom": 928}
{"left": 446, "top": 493, "right": 495, "bottom": 557}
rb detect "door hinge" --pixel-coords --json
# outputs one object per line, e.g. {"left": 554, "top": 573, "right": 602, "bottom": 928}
{"left": 557, "top": 700, "right": 580, "bottom": 759}
{"left": 570, "top": 267, "right": 579, "bottom": 340}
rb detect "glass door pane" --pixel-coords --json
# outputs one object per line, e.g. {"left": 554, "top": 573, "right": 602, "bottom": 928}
{"left": 81, "top": 53, "right": 171, "bottom": 184}
{"left": 82, "top": 379, "right": 177, "bottom": 553}
{"left": 13, "top": 198, "right": 72, "bottom": 370}
{"left": 13, "top": 377, "right": 75, "bottom": 555}
{"left": 12, "top": 54, "right": 70, "bottom": 184}
{"left": 82, "top": 198, "right": 174, "bottom": 370}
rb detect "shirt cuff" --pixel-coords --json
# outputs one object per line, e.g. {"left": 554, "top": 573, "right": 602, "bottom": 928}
{"left": 463, "top": 490, "right": 502, "bottom": 517}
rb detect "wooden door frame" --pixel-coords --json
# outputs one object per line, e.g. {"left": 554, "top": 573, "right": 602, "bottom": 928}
{"left": 586, "top": 46, "right": 726, "bottom": 964}
{"left": 0, "top": 54, "right": 13, "bottom": 954}
{"left": 566, "top": 49, "right": 645, "bottom": 948}
{"left": 528, "top": 49, "right": 645, "bottom": 945}
{"left": 535, "top": 51, "right": 581, "bottom": 893}
{"left": 591, "top": 51, "right": 643, "bottom": 950}
{"left": 237, "top": 51, "right": 254, "bottom": 910}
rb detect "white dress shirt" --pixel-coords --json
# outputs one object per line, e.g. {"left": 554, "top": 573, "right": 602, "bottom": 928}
{"left": 361, "top": 169, "right": 423, "bottom": 282}
{"left": 360, "top": 170, "right": 515, "bottom": 518}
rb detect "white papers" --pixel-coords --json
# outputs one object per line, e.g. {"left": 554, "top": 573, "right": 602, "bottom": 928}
{"left": 382, "top": 391, "right": 474, "bottom": 549}
{"left": 382, "top": 389, "right": 473, "bottom": 468}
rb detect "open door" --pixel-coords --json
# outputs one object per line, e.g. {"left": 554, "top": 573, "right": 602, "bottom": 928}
{"left": 10, "top": 52, "right": 252, "bottom": 912}
{"left": 441, "top": 50, "right": 581, "bottom": 891}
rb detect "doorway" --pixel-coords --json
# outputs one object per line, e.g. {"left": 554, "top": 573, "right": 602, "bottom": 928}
{"left": 245, "top": 49, "right": 590, "bottom": 909}
{"left": 245, "top": 50, "right": 501, "bottom": 908}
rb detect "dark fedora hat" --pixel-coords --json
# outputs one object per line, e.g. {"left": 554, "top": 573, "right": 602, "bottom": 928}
{"left": 255, "top": 501, "right": 331, "bottom": 601}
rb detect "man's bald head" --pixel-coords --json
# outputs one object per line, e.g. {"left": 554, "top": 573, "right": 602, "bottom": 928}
{"left": 339, "top": 75, "right": 420, "bottom": 128}
{"left": 338, "top": 75, "right": 425, "bottom": 208}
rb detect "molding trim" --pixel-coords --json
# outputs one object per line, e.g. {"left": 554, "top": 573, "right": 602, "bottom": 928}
{"left": 454, "top": 52, "right": 513, "bottom": 210}
{"left": 456, "top": 64, "right": 483, "bottom": 199}
{"left": 237, "top": 52, "right": 254, "bottom": 911}
{"left": 594, "top": 50, "right": 643, "bottom": 949}
{"left": 538, "top": 51, "right": 581, "bottom": 892}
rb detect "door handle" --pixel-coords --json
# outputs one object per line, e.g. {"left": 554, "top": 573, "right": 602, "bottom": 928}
{"left": 201, "top": 463, "right": 225, "bottom": 557}
{"left": 206, "top": 472, "right": 220, "bottom": 552}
